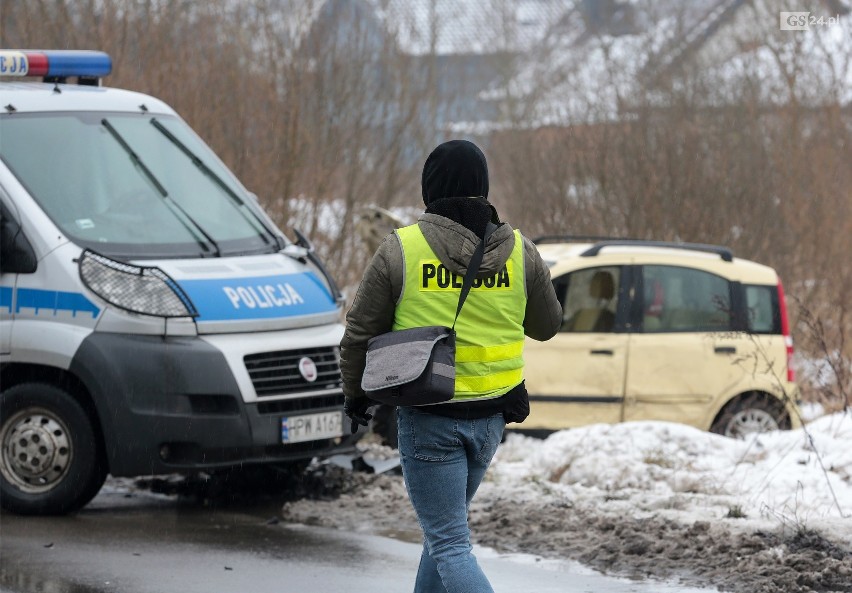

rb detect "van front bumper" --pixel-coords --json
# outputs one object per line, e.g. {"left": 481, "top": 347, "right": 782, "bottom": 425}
{"left": 69, "top": 332, "right": 357, "bottom": 477}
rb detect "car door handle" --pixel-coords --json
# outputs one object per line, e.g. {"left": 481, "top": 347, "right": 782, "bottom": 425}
{"left": 714, "top": 346, "right": 736, "bottom": 354}
{"left": 590, "top": 349, "right": 614, "bottom": 356}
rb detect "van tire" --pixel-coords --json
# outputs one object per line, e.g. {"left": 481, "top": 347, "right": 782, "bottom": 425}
{"left": 0, "top": 383, "right": 107, "bottom": 515}
{"left": 710, "top": 392, "right": 791, "bottom": 439}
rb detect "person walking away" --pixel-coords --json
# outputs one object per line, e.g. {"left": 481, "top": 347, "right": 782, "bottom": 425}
{"left": 340, "top": 139, "right": 561, "bottom": 593}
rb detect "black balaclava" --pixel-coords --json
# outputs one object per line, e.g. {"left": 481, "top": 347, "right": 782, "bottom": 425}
{"left": 421, "top": 140, "right": 497, "bottom": 239}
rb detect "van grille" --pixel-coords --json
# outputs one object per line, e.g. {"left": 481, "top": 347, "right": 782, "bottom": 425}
{"left": 244, "top": 347, "right": 342, "bottom": 397}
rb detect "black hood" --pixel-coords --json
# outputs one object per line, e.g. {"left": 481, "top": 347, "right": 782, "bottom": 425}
{"left": 421, "top": 140, "right": 495, "bottom": 239}
{"left": 421, "top": 140, "right": 489, "bottom": 205}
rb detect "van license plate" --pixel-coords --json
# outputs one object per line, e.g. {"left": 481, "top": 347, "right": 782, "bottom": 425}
{"left": 281, "top": 411, "right": 343, "bottom": 443}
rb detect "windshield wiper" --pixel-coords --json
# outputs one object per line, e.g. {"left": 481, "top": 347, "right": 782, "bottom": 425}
{"left": 101, "top": 118, "right": 221, "bottom": 257}
{"left": 149, "top": 118, "right": 282, "bottom": 249}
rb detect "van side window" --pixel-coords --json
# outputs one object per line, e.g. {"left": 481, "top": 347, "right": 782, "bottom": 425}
{"left": 556, "top": 266, "right": 620, "bottom": 333}
{"left": 641, "top": 266, "right": 731, "bottom": 332}
{"left": 744, "top": 284, "right": 780, "bottom": 334}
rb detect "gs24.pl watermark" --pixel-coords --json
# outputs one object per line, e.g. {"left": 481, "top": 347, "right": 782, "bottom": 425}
{"left": 780, "top": 11, "right": 841, "bottom": 30}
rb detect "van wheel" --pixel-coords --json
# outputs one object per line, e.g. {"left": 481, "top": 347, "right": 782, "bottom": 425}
{"left": 710, "top": 393, "right": 790, "bottom": 439}
{"left": 0, "top": 383, "right": 107, "bottom": 515}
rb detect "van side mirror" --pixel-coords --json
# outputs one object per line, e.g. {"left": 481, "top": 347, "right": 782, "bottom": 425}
{"left": 292, "top": 228, "right": 314, "bottom": 252}
{"left": 291, "top": 228, "right": 344, "bottom": 307}
{"left": 0, "top": 208, "right": 37, "bottom": 274}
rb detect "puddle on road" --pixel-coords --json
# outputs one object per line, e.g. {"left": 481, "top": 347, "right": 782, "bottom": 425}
{"left": 375, "top": 527, "right": 422, "bottom": 544}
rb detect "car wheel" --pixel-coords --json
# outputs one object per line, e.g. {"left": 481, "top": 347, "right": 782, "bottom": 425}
{"left": 0, "top": 383, "right": 107, "bottom": 515}
{"left": 710, "top": 392, "right": 791, "bottom": 439}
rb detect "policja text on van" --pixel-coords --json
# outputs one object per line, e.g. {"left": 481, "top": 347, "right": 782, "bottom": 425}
{"left": 223, "top": 283, "right": 305, "bottom": 309}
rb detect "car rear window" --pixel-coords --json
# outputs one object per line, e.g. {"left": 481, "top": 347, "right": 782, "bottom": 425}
{"left": 640, "top": 265, "right": 732, "bottom": 333}
{"left": 744, "top": 284, "right": 781, "bottom": 334}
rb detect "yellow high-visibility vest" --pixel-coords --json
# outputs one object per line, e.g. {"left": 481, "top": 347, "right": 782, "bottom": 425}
{"left": 393, "top": 223, "right": 527, "bottom": 401}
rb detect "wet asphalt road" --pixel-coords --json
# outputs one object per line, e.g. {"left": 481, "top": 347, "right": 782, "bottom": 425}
{"left": 0, "top": 482, "right": 717, "bottom": 593}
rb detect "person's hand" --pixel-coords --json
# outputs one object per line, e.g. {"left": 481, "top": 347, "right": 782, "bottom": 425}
{"left": 343, "top": 397, "right": 373, "bottom": 434}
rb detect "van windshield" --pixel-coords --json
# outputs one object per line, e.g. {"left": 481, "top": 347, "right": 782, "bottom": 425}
{"left": 0, "top": 112, "right": 279, "bottom": 259}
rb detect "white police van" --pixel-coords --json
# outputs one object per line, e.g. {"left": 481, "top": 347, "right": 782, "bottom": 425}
{"left": 0, "top": 50, "right": 353, "bottom": 514}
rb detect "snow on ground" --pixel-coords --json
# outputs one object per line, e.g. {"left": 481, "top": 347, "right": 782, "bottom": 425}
{"left": 282, "top": 411, "right": 852, "bottom": 593}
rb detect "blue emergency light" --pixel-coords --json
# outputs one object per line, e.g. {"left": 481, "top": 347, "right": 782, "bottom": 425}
{"left": 0, "top": 50, "right": 112, "bottom": 79}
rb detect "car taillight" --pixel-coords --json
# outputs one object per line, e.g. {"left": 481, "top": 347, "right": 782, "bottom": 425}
{"left": 777, "top": 280, "right": 795, "bottom": 382}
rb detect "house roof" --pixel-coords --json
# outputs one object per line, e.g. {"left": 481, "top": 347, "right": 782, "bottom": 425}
{"left": 467, "top": 0, "right": 722, "bottom": 128}
{"left": 278, "top": 0, "right": 851, "bottom": 131}
{"left": 670, "top": 0, "right": 852, "bottom": 107}
{"left": 466, "top": 0, "right": 852, "bottom": 130}
{"left": 699, "top": 14, "right": 852, "bottom": 107}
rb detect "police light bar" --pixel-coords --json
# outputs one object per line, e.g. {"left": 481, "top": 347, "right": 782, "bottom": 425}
{"left": 0, "top": 50, "right": 112, "bottom": 79}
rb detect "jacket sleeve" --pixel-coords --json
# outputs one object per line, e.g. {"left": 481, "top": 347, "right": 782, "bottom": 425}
{"left": 522, "top": 235, "right": 562, "bottom": 341}
{"left": 339, "top": 234, "right": 400, "bottom": 399}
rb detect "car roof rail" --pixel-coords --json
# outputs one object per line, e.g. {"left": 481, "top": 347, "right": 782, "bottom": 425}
{"left": 580, "top": 240, "right": 733, "bottom": 262}
{"left": 533, "top": 234, "right": 630, "bottom": 244}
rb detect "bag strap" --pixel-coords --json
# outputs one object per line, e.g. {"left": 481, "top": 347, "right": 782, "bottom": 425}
{"left": 452, "top": 222, "right": 499, "bottom": 330}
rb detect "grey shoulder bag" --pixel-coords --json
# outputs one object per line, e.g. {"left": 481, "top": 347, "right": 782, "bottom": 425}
{"left": 360, "top": 227, "right": 493, "bottom": 407}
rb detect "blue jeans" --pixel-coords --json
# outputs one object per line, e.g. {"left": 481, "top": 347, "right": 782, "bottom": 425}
{"left": 397, "top": 407, "right": 506, "bottom": 593}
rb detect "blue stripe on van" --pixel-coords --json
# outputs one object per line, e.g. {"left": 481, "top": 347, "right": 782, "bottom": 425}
{"left": 177, "top": 271, "right": 337, "bottom": 322}
{"left": 0, "top": 287, "right": 12, "bottom": 312}
{"left": 14, "top": 288, "right": 101, "bottom": 317}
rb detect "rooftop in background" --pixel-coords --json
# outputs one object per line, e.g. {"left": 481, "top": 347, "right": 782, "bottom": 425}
{"left": 465, "top": 0, "right": 852, "bottom": 130}
{"left": 278, "top": 0, "right": 852, "bottom": 131}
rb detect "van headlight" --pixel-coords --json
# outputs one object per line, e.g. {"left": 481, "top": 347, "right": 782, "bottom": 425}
{"left": 79, "top": 250, "right": 197, "bottom": 317}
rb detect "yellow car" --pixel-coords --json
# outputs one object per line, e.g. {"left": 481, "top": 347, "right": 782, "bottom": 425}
{"left": 524, "top": 238, "right": 800, "bottom": 438}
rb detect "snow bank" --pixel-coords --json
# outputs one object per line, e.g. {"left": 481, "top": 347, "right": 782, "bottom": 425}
{"left": 491, "top": 412, "right": 852, "bottom": 544}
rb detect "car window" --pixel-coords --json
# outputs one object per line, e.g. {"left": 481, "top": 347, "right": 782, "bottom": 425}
{"left": 554, "top": 266, "right": 620, "bottom": 333}
{"left": 744, "top": 284, "right": 780, "bottom": 334}
{"left": 640, "top": 265, "right": 732, "bottom": 333}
